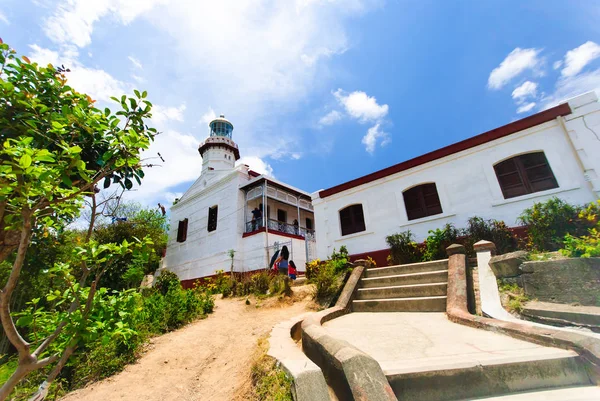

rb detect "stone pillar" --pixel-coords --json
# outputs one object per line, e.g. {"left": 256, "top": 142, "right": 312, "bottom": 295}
{"left": 446, "top": 244, "right": 468, "bottom": 315}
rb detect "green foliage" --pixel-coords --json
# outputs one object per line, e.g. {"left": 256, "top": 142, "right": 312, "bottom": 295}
{"left": 560, "top": 200, "right": 600, "bottom": 258}
{"left": 0, "top": 41, "right": 156, "bottom": 240}
{"left": 498, "top": 281, "right": 529, "bottom": 313}
{"left": 518, "top": 197, "right": 594, "bottom": 251}
{"left": 386, "top": 231, "right": 424, "bottom": 265}
{"left": 423, "top": 223, "right": 460, "bottom": 261}
{"left": 93, "top": 203, "right": 168, "bottom": 290}
{"left": 250, "top": 355, "right": 293, "bottom": 401}
{"left": 249, "top": 339, "right": 293, "bottom": 401}
{"left": 464, "top": 217, "right": 517, "bottom": 256}
{"left": 154, "top": 270, "right": 182, "bottom": 295}
{"left": 311, "top": 262, "right": 338, "bottom": 303}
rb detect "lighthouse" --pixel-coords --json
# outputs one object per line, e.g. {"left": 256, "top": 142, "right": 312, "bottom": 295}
{"left": 198, "top": 114, "right": 240, "bottom": 174}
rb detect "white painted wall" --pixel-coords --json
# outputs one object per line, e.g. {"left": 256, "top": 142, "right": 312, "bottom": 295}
{"left": 312, "top": 92, "right": 600, "bottom": 260}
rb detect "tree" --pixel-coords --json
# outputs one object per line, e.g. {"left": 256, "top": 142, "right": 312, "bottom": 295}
{"left": 0, "top": 39, "right": 157, "bottom": 399}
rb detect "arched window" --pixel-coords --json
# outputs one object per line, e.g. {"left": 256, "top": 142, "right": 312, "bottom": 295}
{"left": 403, "top": 183, "right": 443, "bottom": 221}
{"left": 494, "top": 152, "right": 558, "bottom": 199}
{"left": 339, "top": 204, "right": 366, "bottom": 236}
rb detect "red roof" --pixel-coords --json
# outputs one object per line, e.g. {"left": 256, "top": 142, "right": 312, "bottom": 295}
{"left": 319, "top": 103, "right": 572, "bottom": 198}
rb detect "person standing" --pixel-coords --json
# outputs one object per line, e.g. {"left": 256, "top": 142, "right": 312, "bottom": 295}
{"left": 288, "top": 260, "right": 297, "bottom": 280}
{"left": 274, "top": 245, "right": 289, "bottom": 275}
{"left": 251, "top": 206, "right": 262, "bottom": 231}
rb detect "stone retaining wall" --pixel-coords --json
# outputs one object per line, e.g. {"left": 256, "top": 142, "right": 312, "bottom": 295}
{"left": 519, "top": 258, "right": 600, "bottom": 306}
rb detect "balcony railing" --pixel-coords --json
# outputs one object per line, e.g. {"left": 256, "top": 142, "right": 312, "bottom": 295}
{"left": 244, "top": 219, "right": 315, "bottom": 239}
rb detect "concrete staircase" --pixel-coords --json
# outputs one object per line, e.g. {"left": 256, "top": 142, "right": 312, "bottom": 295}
{"left": 352, "top": 260, "right": 448, "bottom": 312}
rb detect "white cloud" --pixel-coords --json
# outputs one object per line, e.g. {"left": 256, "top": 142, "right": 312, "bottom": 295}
{"left": 553, "top": 60, "right": 563, "bottom": 70}
{"left": 361, "top": 123, "right": 390, "bottom": 154}
{"left": 540, "top": 69, "right": 600, "bottom": 109}
{"left": 200, "top": 107, "right": 217, "bottom": 126}
{"left": 28, "top": 44, "right": 128, "bottom": 102}
{"left": 516, "top": 102, "right": 536, "bottom": 114}
{"left": 488, "top": 48, "right": 543, "bottom": 90}
{"left": 131, "top": 129, "right": 203, "bottom": 204}
{"left": 0, "top": 10, "right": 9, "bottom": 25}
{"left": 152, "top": 103, "right": 186, "bottom": 124}
{"left": 561, "top": 41, "right": 600, "bottom": 78}
{"left": 131, "top": 74, "right": 146, "bottom": 83}
{"left": 512, "top": 81, "right": 538, "bottom": 101}
{"left": 333, "top": 89, "right": 389, "bottom": 122}
{"left": 236, "top": 156, "right": 274, "bottom": 177}
{"left": 128, "top": 55, "right": 143, "bottom": 69}
{"left": 318, "top": 110, "right": 342, "bottom": 126}
{"left": 43, "top": 0, "right": 167, "bottom": 48}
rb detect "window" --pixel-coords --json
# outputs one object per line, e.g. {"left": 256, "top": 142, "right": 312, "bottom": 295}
{"left": 403, "top": 183, "right": 443, "bottom": 221}
{"left": 494, "top": 152, "right": 558, "bottom": 199}
{"left": 277, "top": 209, "right": 287, "bottom": 223}
{"left": 339, "top": 204, "right": 366, "bottom": 236}
{"left": 208, "top": 206, "right": 218, "bottom": 232}
{"left": 305, "top": 217, "right": 313, "bottom": 230}
{"left": 176, "top": 218, "right": 188, "bottom": 242}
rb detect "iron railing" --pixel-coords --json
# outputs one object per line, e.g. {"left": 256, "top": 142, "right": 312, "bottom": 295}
{"left": 245, "top": 219, "right": 315, "bottom": 239}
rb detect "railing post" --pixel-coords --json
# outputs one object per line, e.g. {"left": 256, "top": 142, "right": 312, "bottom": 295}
{"left": 446, "top": 244, "right": 468, "bottom": 315}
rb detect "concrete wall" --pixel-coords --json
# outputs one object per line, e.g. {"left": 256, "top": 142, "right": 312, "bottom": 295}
{"left": 519, "top": 258, "right": 600, "bottom": 306}
{"left": 312, "top": 92, "right": 600, "bottom": 260}
{"left": 163, "top": 169, "right": 249, "bottom": 280}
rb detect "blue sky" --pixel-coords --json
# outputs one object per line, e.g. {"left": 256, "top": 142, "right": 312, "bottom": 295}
{"left": 1, "top": 0, "right": 600, "bottom": 210}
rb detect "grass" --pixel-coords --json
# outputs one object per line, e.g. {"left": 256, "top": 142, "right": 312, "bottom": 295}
{"left": 248, "top": 337, "right": 293, "bottom": 401}
{"left": 0, "top": 357, "right": 16, "bottom": 384}
{"left": 498, "top": 281, "right": 529, "bottom": 313}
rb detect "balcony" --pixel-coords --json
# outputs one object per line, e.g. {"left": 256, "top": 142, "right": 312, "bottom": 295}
{"left": 244, "top": 219, "right": 315, "bottom": 240}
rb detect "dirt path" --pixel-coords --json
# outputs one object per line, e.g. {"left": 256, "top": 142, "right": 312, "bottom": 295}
{"left": 61, "top": 286, "right": 316, "bottom": 401}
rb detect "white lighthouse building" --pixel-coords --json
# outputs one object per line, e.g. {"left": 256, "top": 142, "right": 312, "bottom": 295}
{"left": 163, "top": 115, "right": 315, "bottom": 287}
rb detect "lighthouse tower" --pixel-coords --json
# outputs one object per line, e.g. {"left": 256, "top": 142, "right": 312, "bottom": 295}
{"left": 198, "top": 115, "right": 240, "bottom": 175}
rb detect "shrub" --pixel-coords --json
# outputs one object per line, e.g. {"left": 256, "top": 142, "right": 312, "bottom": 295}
{"left": 312, "top": 263, "right": 338, "bottom": 303}
{"left": 560, "top": 200, "right": 600, "bottom": 258}
{"left": 154, "top": 270, "right": 182, "bottom": 295}
{"left": 423, "top": 223, "right": 460, "bottom": 261}
{"left": 518, "top": 197, "right": 592, "bottom": 251}
{"left": 386, "top": 231, "right": 424, "bottom": 265}
{"left": 464, "top": 217, "right": 517, "bottom": 256}
{"left": 306, "top": 259, "right": 323, "bottom": 280}
{"left": 251, "top": 271, "right": 271, "bottom": 295}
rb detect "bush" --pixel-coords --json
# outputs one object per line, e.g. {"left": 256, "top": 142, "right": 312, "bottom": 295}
{"left": 423, "top": 223, "right": 460, "bottom": 261}
{"left": 154, "top": 270, "right": 182, "bottom": 295}
{"left": 518, "top": 197, "right": 592, "bottom": 251}
{"left": 560, "top": 200, "right": 600, "bottom": 258}
{"left": 386, "top": 231, "right": 424, "bottom": 265}
{"left": 312, "top": 263, "right": 338, "bottom": 303}
{"left": 464, "top": 217, "right": 517, "bottom": 256}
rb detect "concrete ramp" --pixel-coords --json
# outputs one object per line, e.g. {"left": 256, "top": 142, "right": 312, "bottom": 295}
{"left": 323, "top": 312, "right": 593, "bottom": 401}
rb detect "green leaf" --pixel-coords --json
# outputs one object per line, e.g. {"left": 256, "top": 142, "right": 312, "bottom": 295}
{"left": 69, "top": 145, "right": 82, "bottom": 154}
{"left": 134, "top": 89, "right": 141, "bottom": 98}
{"left": 62, "top": 174, "right": 73, "bottom": 187}
{"left": 16, "top": 315, "right": 33, "bottom": 327}
{"left": 142, "top": 90, "right": 147, "bottom": 98}
{"left": 103, "top": 176, "right": 111, "bottom": 189}
{"left": 19, "top": 154, "right": 32, "bottom": 168}
{"left": 124, "top": 178, "right": 133, "bottom": 190}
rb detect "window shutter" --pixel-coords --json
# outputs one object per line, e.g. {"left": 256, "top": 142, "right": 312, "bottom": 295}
{"left": 494, "top": 152, "right": 558, "bottom": 199}
{"left": 403, "top": 183, "right": 443, "bottom": 221}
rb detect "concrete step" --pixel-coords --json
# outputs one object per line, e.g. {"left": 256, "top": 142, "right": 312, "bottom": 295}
{"left": 386, "top": 352, "right": 592, "bottom": 401}
{"left": 356, "top": 282, "right": 448, "bottom": 300}
{"left": 360, "top": 270, "right": 448, "bottom": 288}
{"left": 352, "top": 296, "right": 447, "bottom": 312}
{"left": 365, "top": 259, "right": 448, "bottom": 278}
{"left": 464, "top": 385, "right": 600, "bottom": 401}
